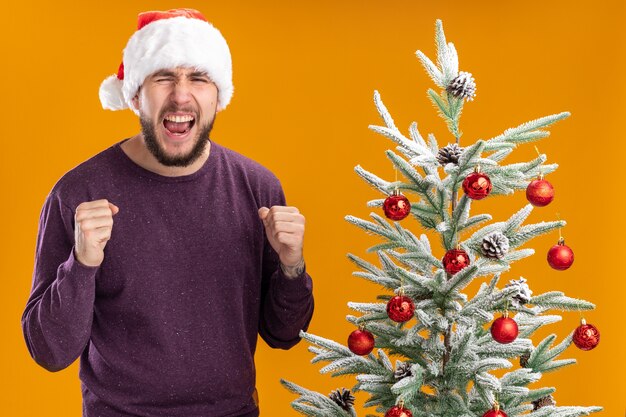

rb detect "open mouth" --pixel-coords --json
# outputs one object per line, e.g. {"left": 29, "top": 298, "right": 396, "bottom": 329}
{"left": 162, "top": 114, "right": 196, "bottom": 136}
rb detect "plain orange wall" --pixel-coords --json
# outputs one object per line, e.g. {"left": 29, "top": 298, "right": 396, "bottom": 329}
{"left": 2, "top": 1, "right": 624, "bottom": 415}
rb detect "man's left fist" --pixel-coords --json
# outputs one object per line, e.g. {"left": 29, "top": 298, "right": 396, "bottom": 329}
{"left": 258, "top": 206, "right": 305, "bottom": 270}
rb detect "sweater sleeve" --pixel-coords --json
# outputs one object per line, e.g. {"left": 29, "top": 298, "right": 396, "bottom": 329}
{"left": 258, "top": 183, "right": 314, "bottom": 350}
{"left": 21, "top": 191, "right": 99, "bottom": 372}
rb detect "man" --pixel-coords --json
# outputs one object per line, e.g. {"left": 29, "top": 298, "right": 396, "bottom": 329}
{"left": 21, "top": 8, "right": 314, "bottom": 417}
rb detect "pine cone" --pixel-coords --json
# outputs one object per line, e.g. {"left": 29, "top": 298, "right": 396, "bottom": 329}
{"left": 394, "top": 361, "right": 413, "bottom": 379}
{"left": 505, "top": 277, "right": 533, "bottom": 308}
{"left": 437, "top": 143, "right": 465, "bottom": 166}
{"left": 481, "top": 232, "right": 510, "bottom": 260}
{"left": 329, "top": 388, "right": 355, "bottom": 411}
{"left": 446, "top": 71, "right": 476, "bottom": 101}
{"left": 532, "top": 395, "right": 556, "bottom": 410}
{"left": 519, "top": 352, "right": 530, "bottom": 367}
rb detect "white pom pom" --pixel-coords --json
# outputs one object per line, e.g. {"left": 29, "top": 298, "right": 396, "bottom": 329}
{"left": 99, "top": 75, "right": 127, "bottom": 111}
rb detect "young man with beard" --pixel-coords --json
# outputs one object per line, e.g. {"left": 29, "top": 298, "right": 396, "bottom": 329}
{"left": 21, "top": 8, "right": 314, "bottom": 417}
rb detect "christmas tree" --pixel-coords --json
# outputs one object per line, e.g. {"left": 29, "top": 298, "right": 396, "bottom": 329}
{"left": 281, "top": 20, "right": 602, "bottom": 417}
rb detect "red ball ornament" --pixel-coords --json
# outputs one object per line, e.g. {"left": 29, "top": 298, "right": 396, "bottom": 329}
{"left": 526, "top": 177, "right": 554, "bottom": 207}
{"left": 547, "top": 237, "right": 574, "bottom": 270}
{"left": 483, "top": 408, "right": 507, "bottom": 417}
{"left": 348, "top": 328, "right": 375, "bottom": 355}
{"left": 442, "top": 248, "right": 470, "bottom": 275}
{"left": 385, "top": 405, "right": 413, "bottom": 417}
{"left": 386, "top": 295, "right": 415, "bottom": 322}
{"left": 490, "top": 315, "right": 519, "bottom": 344}
{"left": 573, "top": 319, "right": 600, "bottom": 351}
{"left": 383, "top": 189, "right": 411, "bottom": 221}
{"left": 462, "top": 167, "right": 492, "bottom": 200}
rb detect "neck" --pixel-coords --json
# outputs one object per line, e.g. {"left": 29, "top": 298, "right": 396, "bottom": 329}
{"left": 121, "top": 134, "right": 212, "bottom": 177}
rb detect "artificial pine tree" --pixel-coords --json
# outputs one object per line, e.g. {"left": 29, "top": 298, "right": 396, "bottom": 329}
{"left": 281, "top": 20, "right": 602, "bottom": 417}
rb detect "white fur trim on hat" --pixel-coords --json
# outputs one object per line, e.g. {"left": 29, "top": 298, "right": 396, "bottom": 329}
{"left": 99, "top": 15, "right": 233, "bottom": 115}
{"left": 99, "top": 74, "right": 126, "bottom": 110}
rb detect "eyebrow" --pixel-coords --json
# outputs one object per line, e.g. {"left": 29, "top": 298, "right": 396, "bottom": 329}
{"left": 152, "top": 70, "right": 176, "bottom": 78}
{"left": 189, "top": 71, "right": 210, "bottom": 78}
{"left": 151, "top": 70, "right": 210, "bottom": 79}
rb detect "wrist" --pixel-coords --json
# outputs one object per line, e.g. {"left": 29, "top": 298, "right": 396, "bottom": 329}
{"left": 73, "top": 247, "right": 102, "bottom": 268}
{"left": 280, "top": 258, "right": 305, "bottom": 279}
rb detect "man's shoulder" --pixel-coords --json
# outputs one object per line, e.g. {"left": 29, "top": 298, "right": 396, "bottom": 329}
{"left": 216, "top": 142, "right": 281, "bottom": 186}
{"left": 48, "top": 141, "right": 121, "bottom": 201}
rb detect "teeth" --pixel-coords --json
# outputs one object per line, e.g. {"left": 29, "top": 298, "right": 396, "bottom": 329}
{"left": 164, "top": 115, "right": 194, "bottom": 123}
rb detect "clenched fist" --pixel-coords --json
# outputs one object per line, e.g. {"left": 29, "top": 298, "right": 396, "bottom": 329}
{"left": 74, "top": 199, "right": 119, "bottom": 267}
{"left": 258, "top": 206, "right": 305, "bottom": 276}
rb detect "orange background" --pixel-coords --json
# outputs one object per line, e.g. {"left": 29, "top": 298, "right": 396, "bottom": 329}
{"left": 2, "top": 1, "right": 624, "bottom": 416}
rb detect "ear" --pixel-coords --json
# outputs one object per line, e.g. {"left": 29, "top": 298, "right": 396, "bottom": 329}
{"left": 212, "top": 83, "right": 221, "bottom": 113}
{"left": 131, "top": 93, "right": 140, "bottom": 112}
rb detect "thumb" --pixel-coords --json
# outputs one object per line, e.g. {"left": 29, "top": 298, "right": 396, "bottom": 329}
{"left": 258, "top": 206, "right": 269, "bottom": 220}
{"left": 109, "top": 202, "right": 120, "bottom": 215}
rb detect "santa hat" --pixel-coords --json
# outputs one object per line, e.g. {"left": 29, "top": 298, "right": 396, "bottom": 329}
{"left": 99, "top": 8, "right": 233, "bottom": 115}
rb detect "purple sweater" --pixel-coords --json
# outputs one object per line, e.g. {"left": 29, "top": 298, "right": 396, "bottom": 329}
{"left": 21, "top": 139, "right": 314, "bottom": 417}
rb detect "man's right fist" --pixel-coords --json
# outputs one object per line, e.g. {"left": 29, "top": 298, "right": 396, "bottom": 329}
{"left": 74, "top": 199, "right": 119, "bottom": 267}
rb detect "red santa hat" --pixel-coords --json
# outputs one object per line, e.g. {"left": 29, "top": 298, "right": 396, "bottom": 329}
{"left": 99, "top": 8, "right": 233, "bottom": 115}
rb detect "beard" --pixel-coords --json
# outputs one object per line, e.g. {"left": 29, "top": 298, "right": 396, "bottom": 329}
{"left": 140, "top": 112, "right": 215, "bottom": 167}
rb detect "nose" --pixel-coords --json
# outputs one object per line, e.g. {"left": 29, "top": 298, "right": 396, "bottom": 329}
{"left": 171, "top": 79, "right": 193, "bottom": 105}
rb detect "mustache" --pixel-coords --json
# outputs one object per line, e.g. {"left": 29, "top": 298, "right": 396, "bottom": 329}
{"left": 158, "top": 106, "right": 199, "bottom": 119}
